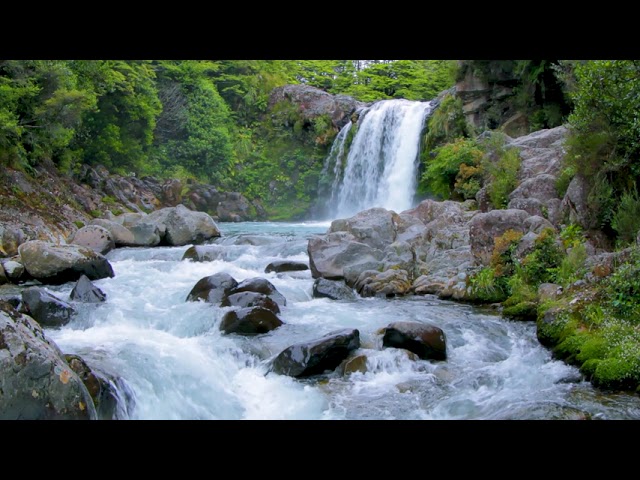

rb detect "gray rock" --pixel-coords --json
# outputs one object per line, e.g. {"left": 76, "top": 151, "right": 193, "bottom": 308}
{"left": 145, "top": 204, "right": 221, "bottom": 246}
{"left": 561, "top": 174, "right": 599, "bottom": 230}
{"left": 21, "top": 287, "right": 76, "bottom": 327}
{"left": 65, "top": 354, "right": 134, "bottom": 420}
{"left": 129, "top": 222, "right": 162, "bottom": 247}
{"left": 307, "top": 231, "right": 385, "bottom": 280}
{"left": 0, "top": 302, "right": 96, "bottom": 419}
{"left": 312, "top": 278, "right": 356, "bottom": 300}
{"left": 69, "top": 275, "right": 107, "bottom": 303}
{"left": 90, "top": 219, "right": 136, "bottom": 246}
{"left": 1, "top": 259, "right": 25, "bottom": 281}
{"left": 18, "top": 240, "right": 114, "bottom": 285}
{"left": 270, "top": 328, "right": 361, "bottom": 378}
{"left": 69, "top": 225, "right": 115, "bottom": 255}
{"left": 330, "top": 208, "right": 398, "bottom": 251}
{"left": 469, "top": 209, "right": 532, "bottom": 266}
{"left": 0, "top": 225, "right": 26, "bottom": 257}
{"left": 356, "top": 269, "right": 412, "bottom": 298}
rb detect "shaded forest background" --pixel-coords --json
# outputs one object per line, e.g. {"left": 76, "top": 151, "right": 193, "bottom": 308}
{"left": 2, "top": 59, "right": 639, "bottom": 234}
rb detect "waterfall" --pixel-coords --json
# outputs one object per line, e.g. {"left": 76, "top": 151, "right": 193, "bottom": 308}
{"left": 324, "top": 99, "right": 433, "bottom": 219}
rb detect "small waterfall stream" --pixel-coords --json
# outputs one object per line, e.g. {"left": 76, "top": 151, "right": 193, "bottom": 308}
{"left": 324, "top": 99, "right": 433, "bottom": 218}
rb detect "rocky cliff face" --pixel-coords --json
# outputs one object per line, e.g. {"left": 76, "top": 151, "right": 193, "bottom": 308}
{"left": 0, "top": 160, "right": 264, "bottom": 247}
{"left": 455, "top": 61, "right": 526, "bottom": 136}
{"left": 268, "top": 84, "right": 367, "bottom": 133}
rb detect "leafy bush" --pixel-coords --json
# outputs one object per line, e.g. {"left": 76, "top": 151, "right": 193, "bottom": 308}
{"left": 420, "top": 138, "right": 484, "bottom": 199}
{"left": 611, "top": 187, "right": 640, "bottom": 246}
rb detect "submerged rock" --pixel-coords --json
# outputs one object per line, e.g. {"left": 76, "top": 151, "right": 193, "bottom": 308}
{"left": 312, "top": 278, "right": 356, "bottom": 300}
{"left": 220, "top": 291, "right": 280, "bottom": 314}
{"left": 264, "top": 260, "right": 309, "bottom": 274}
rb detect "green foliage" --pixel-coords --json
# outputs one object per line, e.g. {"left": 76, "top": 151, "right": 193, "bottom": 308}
{"left": 468, "top": 267, "right": 508, "bottom": 303}
{"left": 611, "top": 187, "right": 640, "bottom": 246}
{"left": 555, "top": 243, "right": 588, "bottom": 287}
{"left": 420, "top": 138, "right": 484, "bottom": 199}
{"left": 328, "top": 60, "right": 457, "bottom": 103}
{"left": 565, "top": 60, "right": 640, "bottom": 236}
{"left": 602, "top": 248, "right": 640, "bottom": 320}
{"left": 521, "top": 228, "right": 564, "bottom": 286}
{"left": 424, "top": 93, "right": 471, "bottom": 152}
{"left": 73, "top": 220, "right": 85, "bottom": 228}
{"left": 482, "top": 145, "right": 521, "bottom": 209}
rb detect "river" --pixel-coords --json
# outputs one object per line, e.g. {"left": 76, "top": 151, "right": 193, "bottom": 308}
{"left": 42, "top": 221, "right": 640, "bottom": 420}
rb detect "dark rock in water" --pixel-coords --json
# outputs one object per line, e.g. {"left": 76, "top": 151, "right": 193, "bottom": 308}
{"left": 270, "top": 328, "right": 360, "bottom": 378}
{"left": 264, "top": 260, "right": 309, "bottom": 274}
{"left": 0, "top": 301, "right": 97, "bottom": 420}
{"left": 21, "top": 286, "right": 75, "bottom": 327}
{"left": 312, "top": 278, "right": 356, "bottom": 300}
{"left": 186, "top": 272, "right": 238, "bottom": 303}
{"left": 229, "top": 277, "right": 287, "bottom": 307}
{"left": 182, "top": 245, "right": 224, "bottom": 262}
{"left": 382, "top": 321, "right": 447, "bottom": 361}
{"left": 220, "top": 291, "right": 280, "bottom": 314}
{"left": 65, "top": 354, "right": 135, "bottom": 420}
{"left": 219, "top": 307, "right": 283, "bottom": 335}
{"left": 69, "top": 274, "right": 107, "bottom": 303}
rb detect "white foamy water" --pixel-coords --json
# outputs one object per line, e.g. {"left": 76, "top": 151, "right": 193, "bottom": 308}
{"left": 45, "top": 222, "right": 640, "bottom": 420}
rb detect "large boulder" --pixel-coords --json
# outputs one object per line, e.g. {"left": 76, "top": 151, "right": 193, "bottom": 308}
{"left": 469, "top": 209, "right": 535, "bottom": 266}
{"left": 270, "top": 328, "right": 361, "bottom": 378}
{"left": 330, "top": 208, "right": 398, "bottom": 251}
{"left": 0, "top": 225, "right": 26, "bottom": 257}
{"left": 18, "top": 240, "right": 114, "bottom": 285}
{"left": 219, "top": 307, "right": 283, "bottom": 335}
{"left": 268, "top": 84, "right": 365, "bottom": 131}
{"left": 561, "top": 174, "right": 599, "bottom": 230}
{"left": 21, "top": 287, "right": 76, "bottom": 327}
{"left": 145, "top": 204, "right": 221, "bottom": 246}
{"left": 90, "top": 219, "right": 136, "bottom": 247}
{"left": 355, "top": 269, "right": 412, "bottom": 298}
{"left": 0, "top": 302, "right": 97, "bottom": 419}
{"left": 186, "top": 272, "right": 238, "bottom": 304}
{"left": 307, "top": 231, "right": 384, "bottom": 281}
{"left": 68, "top": 225, "right": 115, "bottom": 255}
{"left": 381, "top": 321, "right": 447, "bottom": 361}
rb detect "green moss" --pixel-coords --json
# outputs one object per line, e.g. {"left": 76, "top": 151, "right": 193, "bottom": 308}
{"left": 90, "top": 210, "right": 102, "bottom": 218}
{"left": 73, "top": 220, "right": 85, "bottom": 229}
{"left": 502, "top": 301, "right": 538, "bottom": 320}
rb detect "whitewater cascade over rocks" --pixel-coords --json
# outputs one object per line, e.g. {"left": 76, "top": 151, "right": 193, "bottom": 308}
{"left": 325, "top": 99, "right": 433, "bottom": 219}
{"left": 6, "top": 221, "right": 637, "bottom": 420}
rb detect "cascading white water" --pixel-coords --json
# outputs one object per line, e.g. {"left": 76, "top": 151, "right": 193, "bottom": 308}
{"left": 42, "top": 222, "right": 640, "bottom": 420}
{"left": 327, "top": 99, "right": 433, "bottom": 219}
